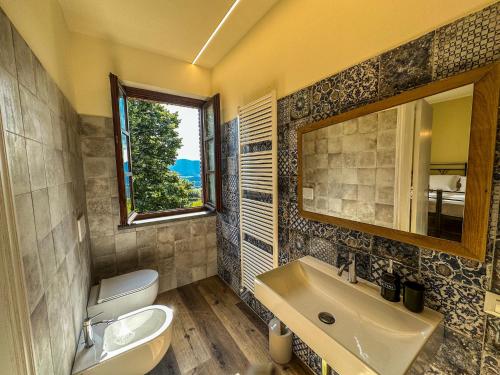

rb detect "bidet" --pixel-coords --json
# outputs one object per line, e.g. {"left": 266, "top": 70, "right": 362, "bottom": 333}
{"left": 82, "top": 312, "right": 114, "bottom": 348}
{"left": 72, "top": 305, "right": 173, "bottom": 375}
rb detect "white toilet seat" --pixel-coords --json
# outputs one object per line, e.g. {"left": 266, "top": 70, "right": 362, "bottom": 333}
{"left": 87, "top": 269, "right": 159, "bottom": 320}
{"left": 98, "top": 269, "right": 158, "bottom": 303}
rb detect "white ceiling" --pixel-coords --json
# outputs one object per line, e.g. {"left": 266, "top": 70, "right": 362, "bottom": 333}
{"left": 58, "top": 0, "right": 279, "bottom": 68}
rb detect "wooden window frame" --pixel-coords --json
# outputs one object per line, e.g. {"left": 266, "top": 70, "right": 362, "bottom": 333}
{"left": 110, "top": 74, "right": 222, "bottom": 225}
{"left": 201, "top": 94, "right": 222, "bottom": 212}
{"left": 297, "top": 63, "right": 499, "bottom": 261}
{"left": 110, "top": 74, "right": 136, "bottom": 225}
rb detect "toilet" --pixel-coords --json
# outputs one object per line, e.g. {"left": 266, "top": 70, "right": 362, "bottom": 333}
{"left": 87, "top": 269, "right": 159, "bottom": 320}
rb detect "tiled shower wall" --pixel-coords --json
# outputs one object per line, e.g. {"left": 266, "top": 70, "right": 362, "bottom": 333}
{"left": 80, "top": 115, "right": 217, "bottom": 292}
{"left": 217, "top": 3, "right": 500, "bottom": 375}
{"left": 0, "top": 8, "right": 91, "bottom": 375}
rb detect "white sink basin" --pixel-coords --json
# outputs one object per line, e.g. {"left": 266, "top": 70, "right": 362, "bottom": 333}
{"left": 254, "top": 256, "right": 443, "bottom": 375}
{"left": 72, "top": 305, "right": 173, "bottom": 375}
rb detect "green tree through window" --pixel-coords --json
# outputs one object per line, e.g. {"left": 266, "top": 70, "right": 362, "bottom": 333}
{"left": 128, "top": 99, "right": 199, "bottom": 212}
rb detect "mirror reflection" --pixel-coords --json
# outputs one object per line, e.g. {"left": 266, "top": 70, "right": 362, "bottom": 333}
{"left": 301, "top": 84, "right": 473, "bottom": 242}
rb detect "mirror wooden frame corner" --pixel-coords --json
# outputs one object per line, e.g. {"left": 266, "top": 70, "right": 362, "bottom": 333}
{"left": 297, "top": 63, "right": 499, "bottom": 261}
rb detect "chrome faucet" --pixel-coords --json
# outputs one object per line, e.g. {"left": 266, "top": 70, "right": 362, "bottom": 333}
{"left": 82, "top": 312, "right": 114, "bottom": 348}
{"left": 337, "top": 252, "right": 357, "bottom": 283}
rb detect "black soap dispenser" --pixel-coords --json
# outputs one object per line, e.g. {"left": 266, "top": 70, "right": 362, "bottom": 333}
{"left": 380, "top": 260, "right": 401, "bottom": 302}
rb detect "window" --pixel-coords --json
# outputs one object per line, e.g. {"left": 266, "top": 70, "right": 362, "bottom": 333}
{"left": 110, "top": 74, "right": 221, "bottom": 225}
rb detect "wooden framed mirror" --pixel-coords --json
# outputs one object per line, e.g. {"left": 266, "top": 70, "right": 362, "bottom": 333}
{"left": 298, "top": 63, "right": 499, "bottom": 261}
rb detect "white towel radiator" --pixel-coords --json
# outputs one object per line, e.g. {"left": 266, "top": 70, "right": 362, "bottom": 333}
{"left": 238, "top": 91, "right": 278, "bottom": 293}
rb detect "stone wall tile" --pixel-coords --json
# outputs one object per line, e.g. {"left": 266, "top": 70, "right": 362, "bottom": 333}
{"left": 12, "top": 28, "right": 35, "bottom": 94}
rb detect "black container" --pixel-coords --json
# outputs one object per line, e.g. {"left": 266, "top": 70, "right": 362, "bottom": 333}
{"left": 403, "top": 281, "right": 425, "bottom": 313}
{"left": 380, "top": 272, "right": 401, "bottom": 302}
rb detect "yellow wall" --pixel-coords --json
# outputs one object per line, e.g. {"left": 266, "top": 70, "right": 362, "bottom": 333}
{"left": 70, "top": 33, "right": 211, "bottom": 117}
{"left": 0, "top": 0, "right": 212, "bottom": 117}
{"left": 1, "top": 0, "right": 494, "bottom": 118}
{"left": 0, "top": 0, "right": 75, "bottom": 105}
{"left": 430, "top": 96, "right": 473, "bottom": 163}
{"left": 211, "top": 0, "right": 494, "bottom": 121}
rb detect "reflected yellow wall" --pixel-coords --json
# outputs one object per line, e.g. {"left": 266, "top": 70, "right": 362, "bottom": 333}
{"left": 430, "top": 96, "right": 473, "bottom": 163}
{"left": 70, "top": 33, "right": 211, "bottom": 117}
{"left": 211, "top": 0, "right": 494, "bottom": 121}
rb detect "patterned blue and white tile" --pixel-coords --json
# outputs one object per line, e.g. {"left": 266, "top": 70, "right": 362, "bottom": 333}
{"left": 223, "top": 174, "right": 239, "bottom": 193}
{"left": 310, "top": 236, "right": 336, "bottom": 266}
{"left": 222, "top": 121, "right": 238, "bottom": 158}
{"left": 292, "top": 334, "right": 310, "bottom": 364}
{"left": 420, "top": 248, "right": 486, "bottom": 290}
{"left": 255, "top": 299, "right": 274, "bottom": 324}
{"left": 277, "top": 96, "right": 290, "bottom": 125}
{"left": 222, "top": 189, "right": 239, "bottom": 212}
{"left": 221, "top": 222, "right": 240, "bottom": 245}
{"left": 379, "top": 33, "right": 434, "bottom": 98}
{"left": 372, "top": 236, "right": 419, "bottom": 268}
{"left": 484, "top": 315, "right": 500, "bottom": 351}
{"left": 494, "top": 240, "right": 500, "bottom": 294}
{"left": 290, "top": 87, "right": 312, "bottom": 121}
{"left": 336, "top": 227, "right": 373, "bottom": 253}
{"left": 278, "top": 175, "right": 290, "bottom": 201}
{"left": 278, "top": 198, "right": 289, "bottom": 228}
{"left": 278, "top": 245, "right": 290, "bottom": 267}
{"left": 289, "top": 229, "right": 310, "bottom": 261}
{"left": 339, "top": 57, "right": 380, "bottom": 111}
{"left": 278, "top": 225, "right": 290, "bottom": 251}
{"left": 219, "top": 207, "right": 239, "bottom": 228}
{"left": 289, "top": 148, "right": 298, "bottom": 177}
{"left": 226, "top": 240, "right": 240, "bottom": 259}
{"left": 336, "top": 245, "right": 372, "bottom": 281}
{"left": 422, "top": 273, "right": 485, "bottom": 339}
{"left": 229, "top": 270, "right": 241, "bottom": 294}
{"left": 288, "top": 120, "right": 298, "bottom": 151}
{"left": 289, "top": 175, "right": 298, "bottom": 202}
{"left": 288, "top": 116, "right": 311, "bottom": 152}
{"left": 241, "top": 289, "right": 258, "bottom": 313}
{"left": 432, "top": 2, "right": 499, "bottom": 80}
{"left": 311, "top": 74, "right": 342, "bottom": 121}
{"left": 308, "top": 350, "right": 323, "bottom": 375}
{"left": 220, "top": 156, "right": 228, "bottom": 176}
{"left": 289, "top": 201, "right": 311, "bottom": 233}
{"left": 278, "top": 122, "right": 289, "bottom": 151}
{"left": 278, "top": 149, "right": 290, "bottom": 176}
{"left": 310, "top": 220, "right": 337, "bottom": 241}
{"left": 481, "top": 347, "right": 500, "bottom": 375}
{"left": 226, "top": 156, "right": 238, "bottom": 176}
{"left": 371, "top": 255, "right": 420, "bottom": 286}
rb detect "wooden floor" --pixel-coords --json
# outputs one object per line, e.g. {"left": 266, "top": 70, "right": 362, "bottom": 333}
{"left": 148, "top": 276, "right": 312, "bottom": 375}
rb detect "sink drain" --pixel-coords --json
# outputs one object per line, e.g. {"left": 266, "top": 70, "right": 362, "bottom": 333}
{"left": 318, "top": 312, "right": 335, "bottom": 325}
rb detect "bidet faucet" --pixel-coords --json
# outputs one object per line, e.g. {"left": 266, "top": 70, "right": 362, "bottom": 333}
{"left": 337, "top": 252, "right": 357, "bottom": 284}
{"left": 82, "top": 312, "right": 114, "bottom": 348}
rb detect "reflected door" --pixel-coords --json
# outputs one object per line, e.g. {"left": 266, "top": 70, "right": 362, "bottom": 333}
{"left": 411, "top": 99, "right": 433, "bottom": 235}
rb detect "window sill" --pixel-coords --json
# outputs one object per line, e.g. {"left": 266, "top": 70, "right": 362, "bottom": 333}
{"left": 119, "top": 208, "right": 216, "bottom": 230}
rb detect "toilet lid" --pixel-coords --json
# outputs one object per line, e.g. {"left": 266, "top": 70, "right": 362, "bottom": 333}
{"left": 98, "top": 269, "right": 158, "bottom": 303}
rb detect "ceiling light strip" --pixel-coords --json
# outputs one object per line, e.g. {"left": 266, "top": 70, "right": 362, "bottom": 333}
{"left": 191, "top": 0, "right": 241, "bottom": 65}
